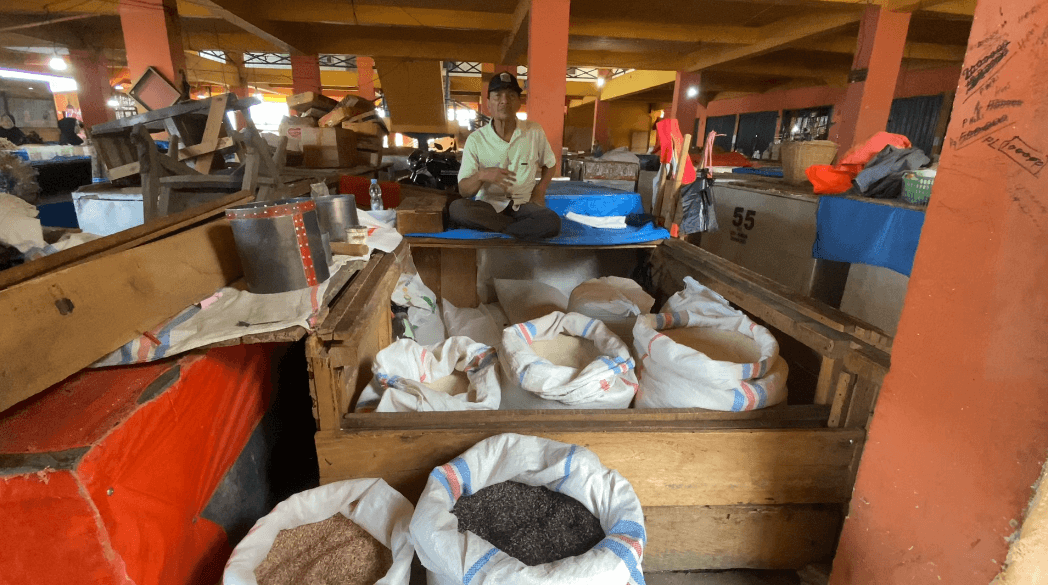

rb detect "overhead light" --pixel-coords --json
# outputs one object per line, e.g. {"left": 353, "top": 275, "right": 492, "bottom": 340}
{"left": 114, "top": 84, "right": 123, "bottom": 91}
{"left": 596, "top": 77, "right": 605, "bottom": 88}
{"left": 686, "top": 86, "right": 699, "bottom": 98}
{"left": 49, "top": 56, "right": 67, "bottom": 71}
{"left": 106, "top": 98, "right": 119, "bottom": 107}
{"left": 26, "top": 86, "right": 33, "bottom": 90}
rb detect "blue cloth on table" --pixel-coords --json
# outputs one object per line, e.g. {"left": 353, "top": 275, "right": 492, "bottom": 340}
{"left": 406, "top": 181, "right": 669, "bottom": 245}
{"left": 731, "top": 167, "right": 784, "bottom": 178}
{"left": 812, "top": 196, "right": 925, "bottom": 276}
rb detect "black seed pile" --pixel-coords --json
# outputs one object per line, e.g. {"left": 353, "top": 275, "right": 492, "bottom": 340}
{"left": 451, "top": 480, "right": 605, "bottom": 566}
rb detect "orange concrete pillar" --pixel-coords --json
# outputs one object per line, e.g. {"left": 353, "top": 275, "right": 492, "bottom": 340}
{"left": 118, "top": 0, "right": 185, "bottom": 90}
{"left": 828, "top": 0, "right": 1048, "bottom": 583}
{"left": 526, "top": 0, "right": 570, "bottom": 174}
{"left": 68, "top": 50, "right": 114, "bottom": 129}
{"left": 290, "top": 55, "right": 322, "bottom": 95}
{"left": 357, "top": 57, "right": 376, "bottom": 101}
{"left": 832, "top": 5, "right": 911, "bottom": 153}
{"left": 480, "top": 64, "right": 517, "bottom": 117}
{"left": 670, "top": 71, "right": 706, "bottom": 140}
{"left": 592, "top": 68, "right": 612, "bottom": 151}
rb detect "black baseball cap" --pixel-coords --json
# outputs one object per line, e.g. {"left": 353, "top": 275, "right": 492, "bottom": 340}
{"left": 488, "top": 71, "right": 523, "bottom": 94}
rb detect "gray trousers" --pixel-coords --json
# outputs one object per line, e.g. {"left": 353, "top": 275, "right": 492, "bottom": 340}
{"left": 448, "top": 198, "right": 561, "bottom": 240}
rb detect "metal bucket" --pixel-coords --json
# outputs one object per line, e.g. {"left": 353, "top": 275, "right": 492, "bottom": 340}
{"left": 314, "top": 194, "right": 360, "bottom": 242}
{"left": 226, "top": 197, "right": 331, "bottom": 294}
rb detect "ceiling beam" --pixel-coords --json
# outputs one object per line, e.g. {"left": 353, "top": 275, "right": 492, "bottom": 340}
{"left": 569, "top": 19, "right": 762, "bottom": 45}
{"left": 707, "top": 62, "right": 850, "bottom": 86}
{"left": 804, "top": 37, "right": 966, "bottom": 62}
{"left": 600, "top": 70, "right": 676, "bottom": 101}
{"left": 182, "top": 3, "right": 512, "bottom": 31}
{"left": 501, "top": 0, "right": 530, "bottom": 65}
{"left": 194, "top": 0, "right": 301, "bottom": 54}
{"left": 919, "top": 0, "right": 976, "bottom": 18}
{"left": 679, "top": 10, "right": 865, "bottom": 72}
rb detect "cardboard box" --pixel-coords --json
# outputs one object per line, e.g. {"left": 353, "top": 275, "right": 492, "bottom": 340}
{"left": 287, "top": 91, "right": 337, "bottom": 114}
{"left": 291, "top": 127, "right": 383, "bottom": 168}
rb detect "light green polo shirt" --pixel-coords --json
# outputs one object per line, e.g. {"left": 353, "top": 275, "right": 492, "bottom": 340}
{"left": 458, "top": 120, "right": 557, "bottom": 212}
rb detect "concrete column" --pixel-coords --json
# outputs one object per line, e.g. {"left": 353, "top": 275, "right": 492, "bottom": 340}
{"left": 832, "top": 5, "right": 911, "bottom": 153}
{"left": 357, "top": 56, "right": 376, "bottom": 101}
{"left": 828, "top": 0, "right": 1048, "bottom": 583}
{"left": 670, "top": 71, "right": 707, "bottom": 140}
{"left": 290, "top": 55, "right": 322, "bottom": 95}
{"left": 118, "top": 0, "right": 185, "bottom": 89}
{"left": 68, "top": 50, "right": 113, "bottom": 129}
{"left": 591, "top": 68, "right": 611, "bottom": 151}
{"left": 526, "top": 0, "right": 570, "bottom": 174}
{"left": 480, "top": 63, "right": 516, "bottom": 117}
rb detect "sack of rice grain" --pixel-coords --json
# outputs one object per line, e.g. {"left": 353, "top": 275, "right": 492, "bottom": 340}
{"left": 355, "top": 337, "right": 501, "bottom": 412}
{"left": 223, "top": 478, "right": 414, "bottom": 585}
{"left": 411, "top": 433, "right": 646, "bottom": 585}
{"left": 567, "top": 276, "right": 655, "bottom": 349}
{"left": 499, "top": 311, "right": 638, "bottom": 410}
{"left": 632, "top": 310, "right": 788, "bottom": 410}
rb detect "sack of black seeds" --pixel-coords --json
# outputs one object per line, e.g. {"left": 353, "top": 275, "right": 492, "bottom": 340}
{"left": 410, "top": 433, "right": 647, "bottom": 585}
{"left": 224, "top": 478, "right": 415, "bottom": 585}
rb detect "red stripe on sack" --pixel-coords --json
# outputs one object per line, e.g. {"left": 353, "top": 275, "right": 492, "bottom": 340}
{"left": 647, "top": 333, "right": 666, "bottom": 356}
{"left": 741, "top": 381, "right": 757, "bottom": 410}
{"left": 419, "top": 349, "right": 428, "bottom": 382}
{"left": 517, "top": 323, "right": 532, "bottom": 344}
{"left": 442, "top": 463, "right": 461, "bottom": 499}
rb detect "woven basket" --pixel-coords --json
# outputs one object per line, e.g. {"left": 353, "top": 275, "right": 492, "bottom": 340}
{"left": 781, "top": 140, "right": 839, "bottom": 185}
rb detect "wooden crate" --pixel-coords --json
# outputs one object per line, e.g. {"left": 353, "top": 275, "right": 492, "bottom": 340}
{"left": 395, "top": 193, "right": 447, "bottom": 235}
{"left": 306, "top": 238, "right": 892, "bottom": 571}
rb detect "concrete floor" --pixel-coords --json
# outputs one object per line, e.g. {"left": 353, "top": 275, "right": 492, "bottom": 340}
{"left": 645, "top": 571, "right": 800, "bottom": 585}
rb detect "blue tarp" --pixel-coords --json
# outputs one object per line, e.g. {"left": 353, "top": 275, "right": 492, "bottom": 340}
{"left": 406, "top": 181, "right": 669, "bottom": 245}
{"left": 812, "top": 196, "right": 925, "bottom": 276}
{"left": 731, "top": 167, "right": 784, "bottom": 178}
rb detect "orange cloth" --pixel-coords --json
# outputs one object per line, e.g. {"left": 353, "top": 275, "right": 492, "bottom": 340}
{"left": 806, "top": 132, "right": 913, "bottom": 194}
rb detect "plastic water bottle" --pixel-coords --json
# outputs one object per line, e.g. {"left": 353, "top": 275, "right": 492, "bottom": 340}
{"left": 369, "top": 179, "right": 384, "bottom": 211}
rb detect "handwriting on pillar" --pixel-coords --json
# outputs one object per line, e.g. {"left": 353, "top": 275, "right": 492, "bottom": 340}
{"left": 948, "top": 1, "right": 1047, "bottom": 185}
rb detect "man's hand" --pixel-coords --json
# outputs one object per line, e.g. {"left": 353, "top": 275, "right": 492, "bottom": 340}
{"left": 530, "top": 182, "right": 548, "bottom": 206}
{"left": 477, "top": 167, "right": 516, "bottom": 190}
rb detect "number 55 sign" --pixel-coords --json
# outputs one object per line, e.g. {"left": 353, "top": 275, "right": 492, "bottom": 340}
{"left": 730, "top": 207, "right": 757, "bottom": 244}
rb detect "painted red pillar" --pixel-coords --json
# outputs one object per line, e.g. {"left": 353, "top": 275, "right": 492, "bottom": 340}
{"left": 832, "top": 5, "right": 911, "bottom": 153}
{"left": 592, "top": 68, "right": 611, "bottom": 151}
{"left": 670, "top": 71, "right": 706, "bottom": 140}
{"left": 357, "top": 56, "right": 376, "bottom": 101}
{"left": 526, "top": 0, "right": 570, "bottom": 174}
{"left": 290, "top": 55, "right": 322, "bottom": 95}
{"left": 829, "top": 0, "right": 1048, "bottom": 583}
{"left": 480, "top": 63, "right": 517, "bottom": 117}
{"left": 118, "top": 0, "right": 185, "bottom": 90}
{"left": 68, "top": 50, "right": 114, "bottom": 129}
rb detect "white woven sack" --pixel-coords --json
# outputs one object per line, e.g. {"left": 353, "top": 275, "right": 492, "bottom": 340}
{"left": 356, "top": 337, "right": 500, "bottom": 412}
{"left": 567, "top": 277, "right": 655, "bottom": 349}
{"left": 499, "top": 311, "right": 638, "bottom": 410}
{"left": 411, "top": 433, "right": 647, "bottom": 585}
{"left": 665, "top": 276, "right": 742, "bottom": 318}
{"left": 223, "top": 479, "right": 414, "bottom": 585}
{"left": 633, "top": 311, "right": 789, "bottom": 411}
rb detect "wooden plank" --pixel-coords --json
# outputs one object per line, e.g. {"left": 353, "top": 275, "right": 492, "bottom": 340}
{"left": 315, "top": 428, "right": 864, "bottom": 504}
{"left": 341, "top": 404, "right": 833, "bottom": 430}
{"left": 644, "top": 505, "right": 841, "bottom": 571}
{"left": 440, "top": 248, "right": 478, "bottom": 308}
{"left": 90, "top": 93, "right": 249, "bottom": 135}
{"left": 406, "top": 238, "right": 661, "bottom": 250}
{"left": 306, "top": 337, "right": 341, "bottom": 432}
{"left": 0, "top": 220, "right": 243, "bottom": 412}
{"left": 411, "top": 247, "right": 442, "bottom": 302}
{"left": 826, "top": 372, "right": 855, "bottom": 428}
{"left": 178, "top": 136, "right": 235, "bottom": 160}
{"left": 813, "top": 356, "right": 844, "bottom": 405}
{"left": 327, "top": 247, "right": 405, "bottom": 342}
{"left": 107, "top": 161, "right": 141, "bottom": 180}
{"left": 843, "top": 377, "right": 881, "bottom": 429}
{"left": 0, "top": 191, "right": 251, "bottom": 291}
{"left": 315, "top": 243, "right": 406, "bottom": 340}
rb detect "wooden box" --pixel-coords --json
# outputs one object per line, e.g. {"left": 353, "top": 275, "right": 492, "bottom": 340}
{"left": 291, "top": 127, "right": 381, "bottom": 168}
{"left": 305, "top": 237, "right": 893, "bottom": 572}
{"left": 395, "top": 193, "right": 447, "bottom": 234}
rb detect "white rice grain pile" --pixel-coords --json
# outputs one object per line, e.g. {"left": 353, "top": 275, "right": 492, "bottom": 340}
{"left": 662, "top": 328, "right": 762, "bottom": 364}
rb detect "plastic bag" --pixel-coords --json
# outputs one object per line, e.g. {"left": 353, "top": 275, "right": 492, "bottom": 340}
{"left": 680, "top": 168, "right": 719, "bottom": 234}
{"left": 356, "top": 337, "right": 500, "bottom": 412}
{"left": 567, "top": 277, "right": 655, "bottom": 348}
{"left": 493, "top": 278, "right": 568, "bottom": 325}
{"left": 392, "top": 255, "right": 446, "bottom": 346}
{"left": 499, "top": 311, "right": 638, "bottom": 410}
{"left": 442, "top": 301, "right": 509, "bottom": 349}
{"left": 223, "top": 479, "right": 415, "bottom": 585}
{"left": 411, "top": 433, "right": 647, "bottom": 585}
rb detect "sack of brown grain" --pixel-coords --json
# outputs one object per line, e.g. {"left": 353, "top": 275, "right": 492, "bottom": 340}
{"left": 223, "top": 479, "right": 414, "bottom": 585}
